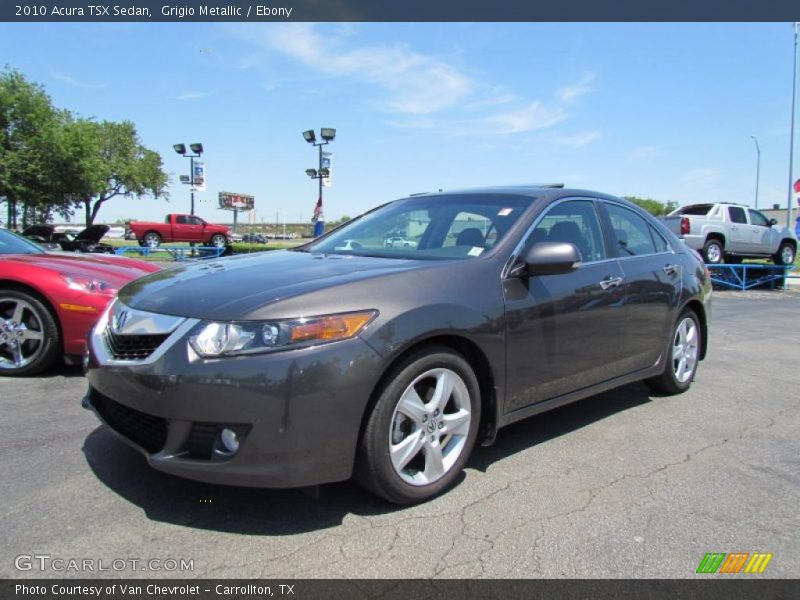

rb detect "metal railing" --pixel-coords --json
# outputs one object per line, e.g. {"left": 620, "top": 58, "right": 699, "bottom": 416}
{"left": 114, "top": 246, "right": 225, "bottom": 261}
{"left": 706, "top": 263, "right": 795, "bottom": 291}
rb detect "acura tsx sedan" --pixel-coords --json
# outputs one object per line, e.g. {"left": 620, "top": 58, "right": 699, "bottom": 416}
{"left": 83, "top": 186, "right": 711, "bottom": 503}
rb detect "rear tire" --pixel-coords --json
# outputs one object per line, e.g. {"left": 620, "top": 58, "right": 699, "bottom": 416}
{"left": 0, "top": 289, "right": 61, "bottom": 376}
{"left": 646, "top": 309, "right": 702, "bottom": 395}
{"left": 773, "top": 242, "right": 795, "bottom": 266}
{"left": 702, "top": 239, "right": 724, "bottom": 264}
{"left": 355, "top": 346, "right": 481, "bottom": 504}
{"left": 142, "top": 232, "right": 161, "bottom": 248}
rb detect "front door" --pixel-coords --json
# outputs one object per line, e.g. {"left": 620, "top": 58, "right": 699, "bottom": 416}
{"left": 503, "top": 199, "right": 628, "bottom": 413}
{"left": 747, "top": 209, "right": 777, "bottom": 254}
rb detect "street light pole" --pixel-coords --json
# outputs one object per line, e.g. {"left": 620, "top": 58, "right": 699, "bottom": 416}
{"left": 190, "top": 155, "right": 195, "bottom": 216}
{"left": 303, "top": 128, "right": 336, "bottom": 238}
{"left": 787, "top": 23, "right": 798, "bottom": 228}
{"left": 173, "top": 143, "right": 203, "bottom": 216}
{"left": 750, "top": 136, "right": 760, "bottom": 209}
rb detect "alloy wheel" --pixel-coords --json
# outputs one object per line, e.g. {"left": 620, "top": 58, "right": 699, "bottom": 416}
{"left": 0, "top": 297, "right": 46, "bottom": 370}
{"left": 781, "top": 245, "right": 795, "bottom": 265}
{"left": 672, "top": 316, "right": 699, "bottom": 384}
{"left": 388, "top": 368, "right": 472, "bottom": 486}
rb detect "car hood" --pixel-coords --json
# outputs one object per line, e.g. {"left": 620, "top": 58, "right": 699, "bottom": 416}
{"left": 118, "top": 250, "right": 427, "bottom": 320}
{"left": 75, "top": 224, "right": 110, "bottom": 242}
{"left": 4, "top": 253, "right": 158, "bottom": 288}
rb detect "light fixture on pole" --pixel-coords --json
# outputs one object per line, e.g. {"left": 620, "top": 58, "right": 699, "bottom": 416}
{"left": 750, "top": 136, "right": 761, "bottom": 209}
{"left": 303, "top": 128, "right": 336, "bottom": 237}
{"left": 173, "top": 142, "right": 204, "bottom": 216}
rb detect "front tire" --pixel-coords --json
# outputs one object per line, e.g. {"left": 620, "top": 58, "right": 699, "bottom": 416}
{"left": 210, "top": 234, "right": 227, "bottom": 248}
{"left": 355, "top": 346, "right": 481, "bottom": 504}
{"left": 773, "top": 242, "right": 795, "bottom": 266}
{"left": 646, "top": 309, "right": 702, "bottom": 395}
{"left": 702, "top": 238, "right": 724, "bottom": 264}
{"left": 0, "top": 290, "right": 61, "bottom": 376}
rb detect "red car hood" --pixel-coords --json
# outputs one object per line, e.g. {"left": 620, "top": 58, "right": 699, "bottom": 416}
{"left": 4, "top": 253, "right": 159, "bottom": 288}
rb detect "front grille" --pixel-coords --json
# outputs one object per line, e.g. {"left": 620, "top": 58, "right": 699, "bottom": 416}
{"left": 104, "top": 328, "right": 169, "bottom": 361}
{"left": 91, "top": 391, "right": 168, "bottom": 454}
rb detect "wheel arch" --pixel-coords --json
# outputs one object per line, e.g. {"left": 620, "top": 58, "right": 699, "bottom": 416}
{"left": 705, "top": 232, "right": 726, "bottom": 246}
{"left": 356, "top": 334, "right": 498, "bottom": 457}
{"left": 679, "top": 298, "right": 708, "bottom": 360}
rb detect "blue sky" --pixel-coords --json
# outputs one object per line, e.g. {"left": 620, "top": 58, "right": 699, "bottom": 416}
{"left": 1, "top": 22, "right": 798, "bottom": 225}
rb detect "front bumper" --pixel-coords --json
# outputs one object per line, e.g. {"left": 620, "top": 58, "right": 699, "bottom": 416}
{"left": 83, "top": 318, "right": 384, "bottom": 488}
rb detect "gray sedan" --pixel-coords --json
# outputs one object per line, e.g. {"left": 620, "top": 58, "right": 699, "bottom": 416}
{"left": 83, "top": 186, "right": 711, "bottom": 503}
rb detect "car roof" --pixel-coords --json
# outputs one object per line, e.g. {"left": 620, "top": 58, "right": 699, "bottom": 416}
{"left": 413, "top": 185, "right": 623, "bottom": 203}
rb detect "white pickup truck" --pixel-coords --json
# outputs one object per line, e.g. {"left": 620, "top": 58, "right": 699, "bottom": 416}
{"left": 662, "top": 202, "right": 797, "bottom": 265}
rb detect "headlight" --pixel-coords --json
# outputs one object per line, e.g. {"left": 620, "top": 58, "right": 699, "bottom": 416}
{"left": 188, "top": 310, "right": 378, "bottom": 358}
{"left": 63, "top": 274, "right": 117, "bottom": 296}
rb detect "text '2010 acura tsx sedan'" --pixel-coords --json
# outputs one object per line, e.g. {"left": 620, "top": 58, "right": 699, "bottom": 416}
{"left": 83, "top": 186, "right": 711, "bottom": 503}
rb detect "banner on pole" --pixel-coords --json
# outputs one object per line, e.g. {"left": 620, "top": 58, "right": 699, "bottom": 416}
{"left": 321, "top": 152, "right": 332, "bottom": 187}
{"left": 193, "top": 161, "right": 206, "bottom": 192}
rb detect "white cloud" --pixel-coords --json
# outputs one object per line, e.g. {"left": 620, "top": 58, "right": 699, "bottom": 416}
{"left": 557, "top": 131, "right": 601, "bottom": 148}
{"left": 227, "top": 25, "right": 597, "bottom": 137}
{"left": 236, "top": 23, "right": 471, "bottom": 115}
{"left": 474, "top": 101, "right": 568, "bottom": 135}
{"left": 683, "top": 167, "right": 722, "bottom": 186}
{"left": 173, "top": 91, "right": 211, "bottom": 101}
{"left": 51, "top": 71, "right": 106, "bottom": 90}
{"left": 556, "top": 73, "right": 595, "bottom": 103}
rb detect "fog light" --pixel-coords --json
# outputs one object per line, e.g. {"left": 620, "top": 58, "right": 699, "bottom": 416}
{"left": 219, "top": 428, "right": 239, "bottom": 454}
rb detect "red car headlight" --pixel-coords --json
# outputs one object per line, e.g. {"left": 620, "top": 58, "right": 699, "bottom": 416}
{"left": 62, "top": 274, "right": 118, "bottom": 297}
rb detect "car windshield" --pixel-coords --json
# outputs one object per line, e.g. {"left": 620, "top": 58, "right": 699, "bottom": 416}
{"left": 0, "top": 229, "right": 45, "bottom": 255}
{"left": 303, "top": 194, "right": 535, "bottom": 260}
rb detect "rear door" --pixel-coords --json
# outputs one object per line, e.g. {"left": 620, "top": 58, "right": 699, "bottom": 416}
{"left": 503, "top": 198, "right": 628, "bottom": 412}
{"left": 726, "top": 206, "right": 749, "bottom": 253}
{"left": 600, "top": 201, "right": 680, "bottom": 372}
{"left": 187, "top": 216, "right": 206, "bottom": 242}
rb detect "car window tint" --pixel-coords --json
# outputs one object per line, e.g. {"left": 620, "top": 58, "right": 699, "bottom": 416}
{"left": 533, "top": 200, "right": 606, "bottom": 262}
{"left": 728, "top": 206, "right": 747, "bottom": 224}
{"left": 748, "top": 209, "right": 769, "bottom": 227}
{"left": 307, "top": 195, "right": 533, "bottom": 260}
{"left": 176, "top": 215, "right": 188, "bottom": 225}
{"left": 649, "top": 225, "right": 671, "bottom": 253}
{"left": 443, "top": 212, "right": 495, "bottom": 248}
{"left": 606, "top": 204, "right": 657, "bottom": 256}
{"left": 189, "top": 217, "right": 204, "bottom": 226}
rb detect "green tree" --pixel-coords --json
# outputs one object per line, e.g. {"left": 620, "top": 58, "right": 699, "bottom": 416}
{"left": 0, "top": 68, "right": 62, "bottom": 228}
{"left": 57, "top": 119, "right": 169, "bottom": 227}
{"left": 624, "top": 196, "right": 679, "bottom": 217}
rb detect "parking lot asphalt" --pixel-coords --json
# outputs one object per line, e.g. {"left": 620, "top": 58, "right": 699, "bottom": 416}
{"left": 2, "top": 289, "right": 799, "bottom": 579}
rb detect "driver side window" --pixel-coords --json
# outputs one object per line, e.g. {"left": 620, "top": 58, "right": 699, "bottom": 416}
{"left": 528, "top": 200, "right": 606, "bottom": 263}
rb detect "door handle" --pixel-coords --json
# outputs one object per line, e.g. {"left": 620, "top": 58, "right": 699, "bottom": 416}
{"left": 599, "top": 276, "right": 623, "bottom": 290}
{"left": 663, "top": 264, "right": 679, "bottom": 276}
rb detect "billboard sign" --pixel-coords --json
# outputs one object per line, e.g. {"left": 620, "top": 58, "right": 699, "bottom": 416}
{"left": 218, "top": 191, "right": 255, "bottom": 211}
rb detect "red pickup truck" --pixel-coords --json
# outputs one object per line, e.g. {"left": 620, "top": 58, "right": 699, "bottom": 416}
{"left": 127, "top": 214, "right": 231, "bottom": 248}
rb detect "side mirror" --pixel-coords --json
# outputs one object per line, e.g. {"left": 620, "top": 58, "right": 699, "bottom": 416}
{"left": 515, "top": 242, "right": 582, "bottom": 276}
{"left": 769, "top": 218, "right": 778, "bottom": 226}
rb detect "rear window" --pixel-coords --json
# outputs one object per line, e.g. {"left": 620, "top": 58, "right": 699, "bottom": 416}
{"left": 674, "top": 204, "right": 713, "bottom": 216}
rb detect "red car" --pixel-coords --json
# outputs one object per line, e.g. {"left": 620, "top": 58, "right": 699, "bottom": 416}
{"left": 0, "top": 229, "right": 160, "bottom": 376}
{"left": 127, "top": 213, "right": 230, "bottom": 248}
